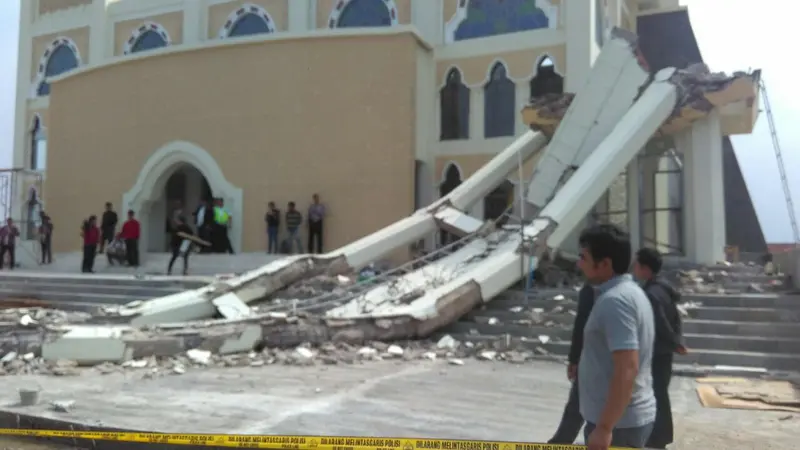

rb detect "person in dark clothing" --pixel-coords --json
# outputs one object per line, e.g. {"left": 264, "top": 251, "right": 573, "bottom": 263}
{"left": 0, "top": 218, "right": 20, "bottom": 270}
{"left": 99, "top": 202, "right": 118, "bottom": 254}
{"left": 265, "top": 202, "right": 280, "bottom": 254}
{"left": 285, "top": 202, "right": 303, "bottom": 254}
{"left": 81, "top": 216, "right": 100, "bottom": 273}
{"left": 118, "top": 210, "right": 141, "bottom": 267}
{"left": 307, "top": 194, "right": 326, "bottom": 254}
{"left": 633, "top": 247, "right": 686, "bottom": 450}
{"left": 548, "top": 283, "right": 595, "bottom": 444}
{"left": 167, "top": 215, "right": 194, "bottom": 276}
{"left": 38, "top": 212, "right": 53, "bottom": 264}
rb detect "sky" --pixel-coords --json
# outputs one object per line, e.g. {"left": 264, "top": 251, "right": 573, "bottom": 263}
{"left": 0, "top": 0, "right": 797, "bottom": 243}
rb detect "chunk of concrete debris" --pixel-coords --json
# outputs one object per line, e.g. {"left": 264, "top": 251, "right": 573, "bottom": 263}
{"left": 50, "top": 400, "right": 76, "bottom": 413}
{"left": 386, "top": 345, "right": 404, "bottom": 357}
{"left": 122, "top": 359, "right": 148, "bottom": 369}
{"left": 436, "top": 335, "right": 458, "bottom": 350}
{"left": 212, "top": 293, "right": 252, "bottom": 319}
{"left": 538, "top": 335, "right": 550, "bottom": 344}
{"left": 487, "top": 317, "right": 499, "bottom": 325}
{"left": 186, "top": 349, "right": 212, "bottom": 365}
{"left": 293, "top": 347, "right": 314, "bottom": 360}
{"left": 357, "top": 347, "right": 378, "bottom": 359}
{"left": 448, "top": 358, "right": 465, "bottom": 366}
{"left": 478, "top": 351, "right": 497, "bottom": 361}
{"left": 19, "top": 314, "right": 36, "bottom": 326}
{"left": 422, "top": 352, "right": 437, "bottom": 361}
{"left": 553, "top": 294, "right": 565, "bottom": 301}
{"left": 509, "top": 306, "right": 523, "bottom": 313}
{"left": 1, "top": 352, "right": 17, "bottom": 363}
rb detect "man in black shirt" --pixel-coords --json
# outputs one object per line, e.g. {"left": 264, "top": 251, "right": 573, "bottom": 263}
{"left": 548, "top": 283, "right": 595, "bottom": 444}
{"left": 99, "top": 202, "right": 118, "bottom": 254}
{"left": 633, "top": 248, "right": 686, "bottom": 449}
{"left": 265, "top": 202, "right": 280, "bottom": 254}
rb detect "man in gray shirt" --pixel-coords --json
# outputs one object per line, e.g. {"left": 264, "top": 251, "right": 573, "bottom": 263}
{"left": 576, "top": 224, "right": 656, "bottom": 450}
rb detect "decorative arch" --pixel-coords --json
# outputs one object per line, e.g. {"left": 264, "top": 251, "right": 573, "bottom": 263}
{"left": 327, "top": 0, "right": 399, "bottom": 28}
{"left": 29, "top": 114, "right": 47, "bottom": 171}
{"left": 445, "top": 0, "right": 559, "bottom": 43}
{"left": 122, "top": 141, "right": 244, "bottom": 252}
{"left": 31, "top": 36, "right": 82, "bottom": 98}
{"left": 218, "top": 3, "right": 276, "bottom": 38}
{"left": 483, "top": 61, "right": 516, "bottom": 138}
{"left": 440, "top": 161, "right": 464, "bottom": 185}
{"left": 123, "top": 22, "right": 171, "bottom": 55}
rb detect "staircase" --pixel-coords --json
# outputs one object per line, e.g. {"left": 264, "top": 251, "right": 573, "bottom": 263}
{"left": 0, "top": 273, "right": 209, "bottom": 310}
{"left": 441, "top": 265, "right": 800, "bottom": 373}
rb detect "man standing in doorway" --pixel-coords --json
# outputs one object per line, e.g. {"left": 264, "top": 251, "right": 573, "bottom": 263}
{"left": 119, "top": 210, "right": 141, "bottom": 267}
{"left": 307, "top": 194, "right": 326, "bottom": 254}
{"left": 632, "top": 247, "right": 686, "bottom": 450}
{"left": 265, "top": 202, "right": 280, "bottom": 254}
{"left": 0, "top": 218, "right": 20, "bottom": 270}
{"left": 38, "top": 211, "right": 54, "bottom": 265}
{"left": 285, "top": 202, "right": 303, "bottom": 254}
{"left": 99, "top": 202, "right": 118, "bottom": 254}
{"left": 577, "top": 224, "right": 656, "bottom": 450}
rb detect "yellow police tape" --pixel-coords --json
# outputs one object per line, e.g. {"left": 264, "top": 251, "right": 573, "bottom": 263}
{"left": 0, "top": 429, "right": 626, "bottom": 450}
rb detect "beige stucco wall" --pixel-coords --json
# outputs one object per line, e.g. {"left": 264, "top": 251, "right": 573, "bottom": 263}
{"left": 113, "top": 11, "right": 184, "bottom": 56}
{"left": 315, "top": 0, "right": 411, "bottom": 28}
{"left": 31, "top": 27, "right": 90, "bottom": 79}
{"left": 436, "top": 45, "right": 566, "bottom": 86}
{"left": 38, "top": 0, "right": 92, "bottom": 17}
{"left": 46, "top": 33, "right": 421, "bottom": 254}
{"left": 207, "top": 0, "right": 289, "bottom": 37}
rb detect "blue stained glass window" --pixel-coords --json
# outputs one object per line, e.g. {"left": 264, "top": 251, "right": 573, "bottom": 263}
{"left": 455, "top": 0, "right": 549, "bottom": 41}
{"left": 36, "top": 44, "right": 79, "bottom": 96}
{"left": 484, "top": 64, "right": 515, "bottom": 138}
{"left": 440, "top": 70, "right": 470, "bottom": 141}
{"left": 229, "top": 13, "right": 271, "bottom": 37}
{"left": 337, "top": 0, "right": 392, "bottom": 28}
{"left": 131, "top": 30, "right": 168, "bottom": 53}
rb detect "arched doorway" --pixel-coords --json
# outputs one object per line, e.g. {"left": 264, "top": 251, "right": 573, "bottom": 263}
{"left": 157, "top": 164, "right": 213, "bottom": 252}
{"left": 439, "top": 163, "right": 463, "bottom": 246}
{"left": 123, "top": 141, "right": 243, "bottom": 255}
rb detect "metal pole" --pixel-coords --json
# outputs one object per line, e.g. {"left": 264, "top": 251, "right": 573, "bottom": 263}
{"left": 517, "top": 147, "right": 526, "bottom": 285}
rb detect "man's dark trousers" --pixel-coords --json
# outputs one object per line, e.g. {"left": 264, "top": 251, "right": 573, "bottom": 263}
{"left": 646, "top": 352, "right": 675, "bottom": 449}
{"left": 125, "top": 238, "right": 139, "bottom": 267}
{"left": 308, "top": 220, "right": 323, "bottom": 254}
{"left": 548, "top": 380, "right": 584, "bottom": 444}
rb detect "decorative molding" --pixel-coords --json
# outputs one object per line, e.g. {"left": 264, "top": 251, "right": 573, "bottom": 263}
{"left": 123, "top": 21, "right": 172, "bottom": 54}
{"left": 327, "top": 0, "right": 399, "bottom": 28}
{"left": 218, "top": 3, "right": 276, "bottom": 38}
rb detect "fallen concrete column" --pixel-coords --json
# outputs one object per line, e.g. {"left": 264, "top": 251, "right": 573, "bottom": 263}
{"left": 433, "top": 207, "right": 484, "bottom": 237}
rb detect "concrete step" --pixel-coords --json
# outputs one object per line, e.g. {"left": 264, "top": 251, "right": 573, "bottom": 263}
{"left": 450, "top": 335, "right": 800, "bottom": 371}
{"left": 0, "top": 281, "right": 187, "bottom": 297}
{"left": 689, "top": 306, "right": 800, "bottom": 322}
{"left": 0, "top": 288, "right": 159, "bottom": 306}
{"left": 683, "top": 319, "right": 800, "bottom": 338}
{"left": 493, "top": 291, "right": 800, "bottom": 309}
{"left": 0, "top": 272, "right": 209, "bottom": 288}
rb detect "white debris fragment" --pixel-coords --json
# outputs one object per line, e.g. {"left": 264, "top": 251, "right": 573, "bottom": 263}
{"left": 186, "top": 349, "right": 212, "bottom": 365}
{"left": 172, "top": 365, "right": 186, "bottom": 375}
{"left": 538, "top": 335, "right": 550, "bottom": 344}
{"left": 337, "top": 275, "right": 351, "bottom": 285}
{"left": 50, "top": 400, "right": 75, "bottom": 413}
{"left": 293, "top": 347, "right": 314, "bottom": 359}
{"left": 509, "top": 306, "right": 523, "bottom": 313}
{"left": 357, "top": 347, "right": 378, "bottom": 358}
{"left": 487, "top": 317, "right": 499, "bottom": 325}
{"left": 122, "top": 359, "right": 148, "bottom": 369}
{"left": 386, "top": 345, "right": 404, "bottom": 357}
{"left": 267, "top": 311, "right": 288, "bottom": 319}
{"left": 448, "top": 358, "right": 465, "bottom": 366}
{"left": 553, "top": 294, "right": 565, "bottom": 301}
{"left": 19, "top": 314, "right": 36, "bottom": 326}
{"left": 422, "top": 352, "right": 437, "bottom": 361}
{"left": 1, "top": 352, "right": 17, "bottom": 363}
{"left": 22, "top": 353, "right": 34, "bottom": 361}
{"left": 478, "top": 351, "right": 497, "bottom": 361}
{"left": 436, "top": 335, "right": 458, "bottom": 349}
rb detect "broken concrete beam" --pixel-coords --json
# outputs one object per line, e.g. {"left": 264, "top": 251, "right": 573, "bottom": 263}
{"left": 433, "top": 207, "right": 484, "bottom": 237}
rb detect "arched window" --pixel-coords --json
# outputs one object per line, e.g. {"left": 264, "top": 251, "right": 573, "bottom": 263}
{"left": 439, "top": 163, "right": 463, "bottom": 247}
{"left": 454, "top": 0, "right": 550, "bottom": 41}
{"left": 335, "top": 0, "right": 393, "bottom": 28}
{"left": 36, "top": 44, "right": 80, "bottom": 97}
{"left": 440, "top": 69, "right": 470, "bottom": 141}
{"left": 131, "top": 30, "right": 168, "bottom": 53}
{"left": 30, "top": 115, "right": 47, "bottom": 171}
{"left": 229, "top": 13, "right": 272, "bottom": 37}
{"left": 530, "top": 56, "right": 564, "bottom": 99}
{"left": 484, "top": 63, "right": 516, "bottom": 138}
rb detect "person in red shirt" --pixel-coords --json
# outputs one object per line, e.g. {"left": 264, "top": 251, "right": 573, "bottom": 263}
{"left": 118, "top": 209, "right": 141, "bottom": 267}
{"left": 80, "top": 215, "right": 99, "bottom": 273}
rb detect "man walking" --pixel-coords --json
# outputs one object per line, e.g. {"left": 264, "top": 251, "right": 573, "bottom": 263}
{"left": 212, "top": 198, "right": 234, "bottom": 254}
{"left": 548, "top": 283, "right": 595, "bottom": 444}
{"left": 577, "top": 224, "right": 656, "bottom": 450}
{"left": 99, "top": 202, "right": 118, "bottom": 254}
{"left": 265, "top": 202, "right": 280, "bottom": 254}
{"left": 38, "top": 211, "right": 54, "bottom": 264}
{"left": 0, "top": 218, "right": 20, "bottom": 270}
{"left": 285, "top": 202, "right": 303, "bottom": 254}
{"left": 119, "top": 210, "right": 140, "bottom": 267}
{"left": 307, "top": 194, "right": 325, "bottom": 254}
{"left": 633, "top": 247, "right": 686, "bottom": 449}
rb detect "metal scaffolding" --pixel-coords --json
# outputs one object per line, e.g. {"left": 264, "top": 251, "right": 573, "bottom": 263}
{"left": 0, "top": 168, "right": 45, "bottom": 239}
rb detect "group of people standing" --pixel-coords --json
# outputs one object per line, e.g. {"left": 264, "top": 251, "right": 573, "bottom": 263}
{"left": 547, "top": 224, "right": 684, "bottom": 450}
{"left": 191, "top": 197, "right": 234, "bottom": 254}
{"left": 80, "top": 203, "right": 140, "bottom": 273}
{"left": 264, "top": 194, "right": 326, "bottom": 254}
